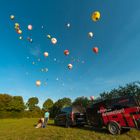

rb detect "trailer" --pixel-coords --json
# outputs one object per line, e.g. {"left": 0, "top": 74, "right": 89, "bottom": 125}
{"left": 86, "top": 96, "right": 140, "bottom": 134}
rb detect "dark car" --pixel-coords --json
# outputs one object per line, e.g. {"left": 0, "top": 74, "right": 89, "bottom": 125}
{"left": 54, "top": 106, "right": 87, "bottom": 127}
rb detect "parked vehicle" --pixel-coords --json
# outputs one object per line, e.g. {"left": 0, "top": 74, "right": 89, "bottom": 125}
{"left": 54, "top": 106, "right": 87, "bottom": 127}
{"left": 86, "top": 96, "right": 140, "bottom": 135}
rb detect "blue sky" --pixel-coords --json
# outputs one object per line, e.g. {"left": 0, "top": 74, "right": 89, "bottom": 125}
{"left": 0, "top": 0, "right": 140, "bottom": 107}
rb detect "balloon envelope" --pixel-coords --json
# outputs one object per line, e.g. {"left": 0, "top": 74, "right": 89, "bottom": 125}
{"left": 17, "top": 29, "right": 22, "bottom": 34}
{"left": 91, "top": 11, "right": 101, "bottom": 22}
{"left": 68, "top": 64, "right": 73, "bottom": 69}
{"left": 47, "top": 35, "right": 51, "bottom": 39}
{"left": 90, "top": 96, "right": 94, "bottom": 100}
{"left": 28, "top": 25, "right": 33, "bottom": 30}
{"left": 36, "top": 80, "right": 41, "bottom": 86}
{"left": 44, "top": 52, "right": 49, "bottom": 57}
{"left": 64, "top": 50, "right": 70, "bottom": 56}
{"left": 10, "top": 15, "right": 15, "bottom": 20}
{"left": 93, "top": 47, "right": 99, "bottom": 54}
{"left": 51, "top": 38, "right": 57, "bottom": 44}
{"left": 88, "top": 32, "right": 93, "bottom": 38}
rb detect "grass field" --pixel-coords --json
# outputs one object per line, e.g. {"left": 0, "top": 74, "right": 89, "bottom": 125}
{"left": 0, "top": 118, "right": 140, "bottom": 140}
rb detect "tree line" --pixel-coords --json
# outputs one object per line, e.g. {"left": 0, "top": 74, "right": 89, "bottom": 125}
{"left": 0, "top": 81, "right": 140, "bottom": 118}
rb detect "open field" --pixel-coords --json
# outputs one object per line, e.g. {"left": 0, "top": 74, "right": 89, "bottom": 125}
{"left": 0, "top": 118, "right": 140, "bottom": 140}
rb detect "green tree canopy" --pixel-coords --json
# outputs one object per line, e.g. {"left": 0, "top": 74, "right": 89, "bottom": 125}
{"left": 26, "top": 97, "right": 39, "bottom": 111}
{"left": 8, "top": 96, "right": 25, "bottom": 112}
{"left": 43, "top": 98, "right": 53, "bottom": 110}
{"left": 72, "top": 96, "right": 90, "bottom": 108}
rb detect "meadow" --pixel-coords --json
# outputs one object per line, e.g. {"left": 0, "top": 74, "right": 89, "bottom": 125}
{"left": 0, "top": 118, "right": 140, "bottom": 140}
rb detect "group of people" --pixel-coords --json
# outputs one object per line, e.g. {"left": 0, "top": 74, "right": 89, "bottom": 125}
{"left": 35, "top": 110, "right": 50, "bottom": 128}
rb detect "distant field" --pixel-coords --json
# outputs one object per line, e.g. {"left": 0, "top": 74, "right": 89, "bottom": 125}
{"left": 0, "top": 118, "right": 140, "bottom": 140}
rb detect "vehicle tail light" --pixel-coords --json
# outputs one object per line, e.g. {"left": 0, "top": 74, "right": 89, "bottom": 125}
{"left": 70, "top": 112, "right": 74, "bottom": 121}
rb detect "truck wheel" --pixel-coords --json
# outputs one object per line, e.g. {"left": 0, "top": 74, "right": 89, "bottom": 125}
{"left": 107, "top": 122, "right": 121, "bottom": 135}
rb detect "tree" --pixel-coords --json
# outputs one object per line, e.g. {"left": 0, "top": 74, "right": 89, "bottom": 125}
{"left": 8, "top": 96, "right": 25, "bottom": 112}
{"left": 0, "top": 94, "right": 12, "bottom": 111}
{"left": 99, "top": 81, "right": 140, "bottom": 100}
{"left": 43, "top": 98, "right": 53, "bottom": 110}
{"left": 50, "top": 97, "right": 72, "bottom": 118}
{"left": 26, "top": 97, "right": 39, "bottom": 111}
{"left": 72, "top": 96, "right": 90, "bottom": 108}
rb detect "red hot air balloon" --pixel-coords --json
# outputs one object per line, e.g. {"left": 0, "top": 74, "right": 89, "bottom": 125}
{"left": 90, "top": 96, "right": 94, "bottom": 101}
{"left": 64, "top": 50, "right": 69, "bottom": 56}
{"left": 93, "top": 47, "right": 98, "bottom": 54}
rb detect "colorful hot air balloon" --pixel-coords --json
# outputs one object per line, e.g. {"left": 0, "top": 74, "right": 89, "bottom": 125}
{"left": 68, "top": 64, "right": 73, "bottom": 69}
{"left": 93, "top": 47, "right": 99, "bottom": 54}
{"left": 15, "top": 23, "right": 20, "bottom": 30}
{"left": 64, "top": 50, "right": 70, "bottom": 56}
{"left": 91, "top": 11, "right": 101, "bottom": 22}
{"left": 28, "top": 24, "right": 33, "bottom": 30}
{"left": 17, "top": 29, "right": 22, "bottom": 34}
{"left": 44, "top": 52, "right": 49, "bottom": 57}
{"left": 36, "top": 80, "right": 41, "bottom": 87}
{"left": 51, "top": 38, "right": 57, "bottom": 44}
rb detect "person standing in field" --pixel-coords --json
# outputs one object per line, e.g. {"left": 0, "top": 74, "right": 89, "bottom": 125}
{"left": 44, "top": 110, "right": 50, "bottom": 127}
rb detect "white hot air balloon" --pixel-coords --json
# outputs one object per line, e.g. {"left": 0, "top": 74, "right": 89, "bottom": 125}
{"left": 68, "top": 64, "right": 73, "bottom": 69}
{"left": 67, "top": 23, "right": 71, "bottom": 28}
{"left": 88, "top": 32, "right": 93, "bottom": 38}
{"left": 28, "top": 24, "right": 33, "bottom": 30}
{"left": 36, "top": 80, "right": 41, "bottom": 87}
{"left": 51, "top": 38, "right": 57, "bottom": 44}
{"left": 10, "top": 15, "right": 15, "bottom": 20}
{"left": 44, "top": 52, "right": 49, "bottom": 57}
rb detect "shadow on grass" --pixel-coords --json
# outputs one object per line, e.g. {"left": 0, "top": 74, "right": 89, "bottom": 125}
{"left": 47, "top": 123, "right": 109, "bottom": 134}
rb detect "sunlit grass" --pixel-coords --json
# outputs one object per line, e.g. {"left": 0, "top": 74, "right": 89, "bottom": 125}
{"left": 0, "top": 118, "right": 140, "bottom": 140}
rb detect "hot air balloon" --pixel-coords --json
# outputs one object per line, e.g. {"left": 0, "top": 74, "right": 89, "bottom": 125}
{"left": 19, "top": 36, "right": 23, "bottom": 40}
{"left": 91, "top": 11, "right": 101, "bottom": 22}
{"left": 15, "top": 23, "right": 20, "bottom": 30}
{"left": 68, "top": 64, "right": 73, "bottom": 69}
{"left": 17, "top": 29, "right": 22, "bottom": 34}
{"left": 10, "top": 15, "right": 15, "bottom": 20}
{"left": 88, "top": 32, "right": 93, "bottom": 38}
{"left": 64, "top": 50, "right": 70, "bottom": 56}
{"left": 67, "top": 23, "right": 71, "bottom": 28}
{"left": 44, "top": 52, "right": 49, "bottom": 57}
{"left": 47, "top": 35, "right": 51, "bottom": 39}
{"left": 90, "top": 96, "right": 95, "bottom": 101}
{"left": 51, "top": 38, "right": 57, "bottom": 44}
{"left": 93, "top": 47, "right": 99, "bottom": 54}
{"left": 36, "top": 80, "right": 41, "bottom": 87}
{"left": 28, "top": 24, "right": 33, "bottom": 30}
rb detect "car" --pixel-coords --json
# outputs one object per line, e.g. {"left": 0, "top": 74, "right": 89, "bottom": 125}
{"left": 54, "top": 106, "right": 87, "bottom": 127}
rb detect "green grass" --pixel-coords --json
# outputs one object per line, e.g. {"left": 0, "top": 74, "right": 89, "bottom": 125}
{"left": 0, "top": 118, "right": 140, "bottom": 140}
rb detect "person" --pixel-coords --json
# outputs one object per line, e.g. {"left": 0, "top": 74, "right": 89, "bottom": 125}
{"left": 35, "top": 117, "right": 45, "bottom": 128}
{"left": 44, "top": 109, "right": 50, "bottom": 127}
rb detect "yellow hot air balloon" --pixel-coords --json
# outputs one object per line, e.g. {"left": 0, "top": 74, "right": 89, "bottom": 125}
{"left": 91, "top": 11, "right": 101, "bottom": 22}
{"left": 15, "top": 23, "right": 20, "bottom": 30}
